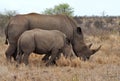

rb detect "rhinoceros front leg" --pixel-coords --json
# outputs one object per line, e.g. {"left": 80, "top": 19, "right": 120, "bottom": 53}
{"left": 46, "top": 49, "right": 59, "bottom": 66}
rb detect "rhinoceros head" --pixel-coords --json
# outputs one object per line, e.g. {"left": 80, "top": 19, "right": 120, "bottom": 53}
{"left": 72, "top": 27, "right": 101, "bottom": 61}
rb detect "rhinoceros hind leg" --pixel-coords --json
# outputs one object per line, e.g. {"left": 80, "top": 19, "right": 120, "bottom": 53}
{"left": 23, "top": 53, "right": 30, "bottom": 65}
{"left": 5, "top": 44, "right": 16, "bottom": 62}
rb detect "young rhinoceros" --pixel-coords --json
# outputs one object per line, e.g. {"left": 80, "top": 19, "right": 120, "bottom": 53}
{"left": 16, "top": 29, "right": 69, "bottom": 66}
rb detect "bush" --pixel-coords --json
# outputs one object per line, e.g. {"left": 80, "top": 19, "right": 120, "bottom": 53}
{"left": 0, "top": 10, "right": 17, "bottom": 36}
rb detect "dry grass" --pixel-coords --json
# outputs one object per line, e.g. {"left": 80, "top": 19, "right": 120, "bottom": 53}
{"left": 0, "top": 33, "right": 120, "bottom": 81}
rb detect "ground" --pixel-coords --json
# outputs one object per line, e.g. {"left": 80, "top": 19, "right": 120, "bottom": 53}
{"left": 0, "top": 33, "right": 120, "bottom": 81}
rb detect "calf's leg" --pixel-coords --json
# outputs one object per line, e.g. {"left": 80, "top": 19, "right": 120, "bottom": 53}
{"left": 16, "top": 52, "right": 23, "bottom": 64}
{"left": 23, "top": 53, "right": 30, "bottom": 65}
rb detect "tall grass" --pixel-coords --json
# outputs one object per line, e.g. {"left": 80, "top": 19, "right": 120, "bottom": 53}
{"left": 0, "top": 31, "right": 120, "bottom": 81}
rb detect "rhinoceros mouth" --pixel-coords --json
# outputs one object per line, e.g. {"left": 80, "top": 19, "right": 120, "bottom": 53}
{"left": 74, "top": 44, "right": 102, "bottom": 60}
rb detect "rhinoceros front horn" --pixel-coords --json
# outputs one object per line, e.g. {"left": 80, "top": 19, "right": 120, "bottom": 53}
{"left": 91, "top": 45, "right": 102, "bottom": 54}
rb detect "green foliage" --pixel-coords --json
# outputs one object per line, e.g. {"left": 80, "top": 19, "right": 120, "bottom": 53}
{"left": 43, "top": 3, "right": 74, "bottom": 16}
{"left": 43, "top": 8, "right": 54, "bottom": 15}
{"left": 0, "top": 10, "right": 17, "bottom": 36}
{"left": 4, "top": 10, "right": 17, "bottom": 18}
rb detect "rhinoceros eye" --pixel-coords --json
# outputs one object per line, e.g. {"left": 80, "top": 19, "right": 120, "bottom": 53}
{"left": 77, "top": 27, "right": 82, "bottom": 34}
{"left": 86, "top": 56, "right": 90, "bottom": 60}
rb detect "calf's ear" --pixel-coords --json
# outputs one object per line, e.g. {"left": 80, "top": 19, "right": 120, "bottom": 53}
{"left": 66, "top": 38, "right": 71, "bottom": 45}
{"left": 77, "top": 27, "right": 82, "bottom": 34}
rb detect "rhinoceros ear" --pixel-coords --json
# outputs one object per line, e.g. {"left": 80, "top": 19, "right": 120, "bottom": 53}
{"left": 77, "top": 27, "right": 82, "bottom": 34}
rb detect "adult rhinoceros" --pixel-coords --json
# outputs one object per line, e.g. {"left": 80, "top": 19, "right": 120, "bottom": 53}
{"left": 5, "top": 13, "right": 101, "bottom": 61}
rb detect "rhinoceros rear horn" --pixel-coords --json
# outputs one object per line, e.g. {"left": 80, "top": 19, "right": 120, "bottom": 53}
{"left": 88, "top": 43, "right": 93, "bottom": 48}
{"left": 91, "top": 45, "right": 102, "bottom": 54}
